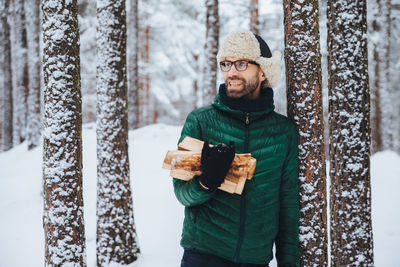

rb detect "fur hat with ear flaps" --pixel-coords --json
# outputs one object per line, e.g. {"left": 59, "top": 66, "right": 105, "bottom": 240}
{"left": 217, "top": 29, "right": 282, "bottom": 88}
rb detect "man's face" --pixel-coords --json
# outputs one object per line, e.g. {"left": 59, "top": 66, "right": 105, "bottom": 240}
{"left": 221, "top": 57, "right": 266, "bottom": 100}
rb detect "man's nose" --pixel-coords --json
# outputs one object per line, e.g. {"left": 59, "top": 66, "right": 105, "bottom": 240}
{"left": 227, "top": 65, "right": 239, "bottom": 75}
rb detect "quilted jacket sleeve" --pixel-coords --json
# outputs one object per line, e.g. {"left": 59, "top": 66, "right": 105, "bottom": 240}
{"left": 275, "top": 124, "right": 300, "bottom": 267}
{"left": 172, "top": 111, "right": 215, "bottom": 207}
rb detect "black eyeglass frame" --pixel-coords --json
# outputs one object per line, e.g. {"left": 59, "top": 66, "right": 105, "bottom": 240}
{"left": 219, "top": 59, "right": 260, "bottom": 72}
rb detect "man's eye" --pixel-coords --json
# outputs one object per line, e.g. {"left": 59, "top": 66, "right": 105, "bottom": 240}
{"left": 237, "top": 62, "right": 247, "bottom": 69}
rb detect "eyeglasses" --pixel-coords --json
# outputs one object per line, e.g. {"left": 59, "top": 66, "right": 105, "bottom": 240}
{"left": 219, "top": 60, "right": 259, "bottom": 72}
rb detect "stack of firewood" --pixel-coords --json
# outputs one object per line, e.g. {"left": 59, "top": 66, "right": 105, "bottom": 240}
{"left": 162, "top": 137, "right": 256, "bottom": 195}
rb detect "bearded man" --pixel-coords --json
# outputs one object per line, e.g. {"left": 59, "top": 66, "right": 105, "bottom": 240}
{"left": 173, "top": 29, "right": 300, "bottom": 267}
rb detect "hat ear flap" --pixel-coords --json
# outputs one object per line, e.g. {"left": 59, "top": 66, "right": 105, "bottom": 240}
{"left": 258, "top": 50, "right": 281, "bottom": 88}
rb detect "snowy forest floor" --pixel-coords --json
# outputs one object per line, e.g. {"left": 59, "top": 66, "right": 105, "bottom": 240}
{"left": 0, "top": 123, "right": 399, "bottom": 267}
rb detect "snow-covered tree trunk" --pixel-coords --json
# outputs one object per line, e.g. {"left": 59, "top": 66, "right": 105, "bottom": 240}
{"left": 42, "top": 0, "right": 87, "bottom": 266}
{"left": 283, "top": 1, "right": 328, "bottom": 266}
{"left": 96, "top": 0, "right": 140, "bottom": 265}
{"left": 25, "top": 0, "right": 41, "bottom": 150}
{"left": 127, "top": 0, "right": 139, "bottom": 130}
{"left": 250, "top": 0, "right": 259, "bottom": 35}
{"left": 0, "top": 0, "right": 13, "bottom": 152}
{"left": 202, "top": 0, "right": 219, "bottom": 105}
{"left": 327, "top": 0, "right": 374, "bottom": 265}
{"left": 10, "top": 0, "right": 28, "bottom": 146}
{"left": 371, "top": 0, "right": 392, "bottom": 152}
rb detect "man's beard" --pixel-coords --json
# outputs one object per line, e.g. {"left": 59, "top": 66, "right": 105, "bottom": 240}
{"left": 225, "top": 76, "right": 260, "bottom": 99}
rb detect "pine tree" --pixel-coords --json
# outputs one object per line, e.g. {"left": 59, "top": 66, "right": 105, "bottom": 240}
{"left": 250, "top": 0, "right": 259, "bottom": 35}
{"left": 10, "top": 0, "right": 28, "bottom": 146}
{"left": 283, "top": 0, "right": 328, "bottom": 266}
{"left": 25, "top": 0, "right": 41, "bottom": 150}
{"left": 96, "top": 0, "right": 140, "bottom": 265}
{"left": 327, "top": 0, "right": 374, "bottom": 265}
{"left": 128, "top": 0, "right": 139, "bottom": 129}
{"left": 371, "top": 0, "right": 392, "bottom": 152}
{"left": 42, "top": 0, "right": 87, "bottom": 265}
{"left": 203, "top": 0, "right": 219, "bottom": 105}
{"left": 0, "top": 0, "right": 13, "bottom": 152}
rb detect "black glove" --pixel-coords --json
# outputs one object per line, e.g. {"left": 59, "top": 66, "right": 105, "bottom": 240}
{"left": 199, "top": 141, "right": 235, "bottom": 190}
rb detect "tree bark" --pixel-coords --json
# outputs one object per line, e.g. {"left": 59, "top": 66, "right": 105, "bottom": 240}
{"left": 203, "top": 0, "right": 219, "bottom": 105}
{"left": 250, "top": 0, "right": 259, "bottom": 35}
{"left": 283, "top": 0, "right": 328, "bottom": 266}
{"left": 0, "top": 0, "right": 13, "bottom": 152}
{"left": 25, "top": 0, "right": 41, "bottom": 150}
{"left": 327, "top": 0, "right": 374, "bottom": 265}
{"left": 96, "top": 0, "right": 140, "bottom": 265}
{"left": 42, "top": 0, "right": 86, "bottom": 265}
{"left": 128, "top": 0, "right": 139, "bottom": 129}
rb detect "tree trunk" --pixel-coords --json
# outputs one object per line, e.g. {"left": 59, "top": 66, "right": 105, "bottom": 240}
{"left": 327, "top": 0, "right": 374, "bottom": 265}
{"left": 0, "top": 0, "right": 13, "bottom": 152}
{"left": 96, "top": 0, "right": 140, "bottom": 265}
{"left": 42, "top": 0, "right": 86, "bottom": 265}
{"left": 139, "top": 22, "right": 150, "bottom": 127}
{"left": 193, "top": 53, "right": 199, "bottom": 110}
{"left": 128, "top": 0, "right": 139, "bottom": 130}
{"left": 203, "top": 0, "right": 219, "bottom": 105}
{"left": 25, "top": 0, "right": 41, "bottom": 150}
{"left": 370, "top": 72, "right": 382, "bottom": 153}
{"left": 371, "top": 0, "right": 392, "bottom": 152}
{"left": 250, "top": 0, "right": 259, "bottom": 35}
{"left": 283, "top": 1, "right": 328, "bottom": 266}
{"left": 10, "top": 0, "right": 28, "bottom": 146}
{"left": 392, "top": 4, "right": 400, "bottom": 153}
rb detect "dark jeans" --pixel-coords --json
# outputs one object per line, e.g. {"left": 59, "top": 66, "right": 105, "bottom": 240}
{"left": 180, "top": 250, "right": 270, "bottom": 267}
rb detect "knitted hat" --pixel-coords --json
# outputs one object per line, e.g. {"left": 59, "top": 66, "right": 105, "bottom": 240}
{"left": 217, "top": 29, "right": 281, "bottom": 88}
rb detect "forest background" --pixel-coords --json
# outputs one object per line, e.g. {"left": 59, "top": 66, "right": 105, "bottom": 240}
{"left": 1, "top": 0, "right": 399, "bottom": 152}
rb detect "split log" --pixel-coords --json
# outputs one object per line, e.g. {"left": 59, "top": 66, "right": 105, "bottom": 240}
{"left": 163, "top": 137, "right": 257, "bottom": 194}
{"left": 178, "top": 136, "right": 205, "bottom": 151}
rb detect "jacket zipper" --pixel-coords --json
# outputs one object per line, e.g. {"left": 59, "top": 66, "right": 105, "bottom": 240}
{"left": 234, "top": 112, "right": 250, "bottom": 261}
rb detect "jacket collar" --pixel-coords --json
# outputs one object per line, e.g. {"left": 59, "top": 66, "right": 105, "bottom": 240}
{"left": 212, "top": 84, "right": 275, "bottom": 123}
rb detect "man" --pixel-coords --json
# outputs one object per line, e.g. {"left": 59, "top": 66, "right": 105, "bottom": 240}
{"left": 173, "top": 29, "right": 299, "bottom": 267}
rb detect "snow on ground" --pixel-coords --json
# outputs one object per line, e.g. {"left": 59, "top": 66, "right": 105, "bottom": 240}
{"left": 0, "top": 123, "right": 399, "bottom": 266}
{"left": 370, "top": 150, "right": 400, "bottom": 267}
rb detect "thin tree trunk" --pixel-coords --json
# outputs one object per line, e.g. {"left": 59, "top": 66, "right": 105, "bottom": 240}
{"left": 203, "top": 0, "right": 219, "bottom": 105}
{"left": 327, "top": 0, "right": 374, "bottom": 265}
{"left": 370, "top": 71, "right": 382, "bottom": 153}
{"left": 42, "top": 0, "right": 86, "bottom": 265}
{"left": 371, "top": 0, "right": 392, "bottom": 152}
{"left": 25, "top": 0, "right": 41, "bottom": 150}
{"left": 96, "top": 0, "right": 140, "bottom": 265}
{"left": 193, "top": 53, "right": 199, "bottom": 110}
{"left": 0, "top": 0, "right": 13, "bottom": 152}
{"left": 128, "top": 0, "right": 139, "bottom": 130}
{"left": 250, "top": 0, "right": 259, "bottom": 35}
{"left": 283, "top": 0, "right": 328, "bottom": 266}
{"left": 10, "top": 0, "right": 28, "bottom": 146}
{"left": 139, "top": 22, "right": 150, "bottom": 127}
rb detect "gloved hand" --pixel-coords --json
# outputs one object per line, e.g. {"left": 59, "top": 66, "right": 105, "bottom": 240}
{"left": 199, "top": 141, "right": 235, "bottom": 190}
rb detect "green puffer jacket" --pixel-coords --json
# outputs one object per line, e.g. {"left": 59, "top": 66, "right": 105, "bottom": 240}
{"left": 173, "top": 85, "right": 299, "bottom": 266}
